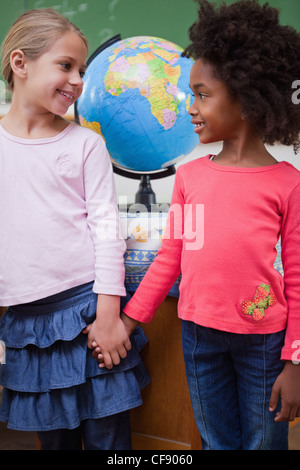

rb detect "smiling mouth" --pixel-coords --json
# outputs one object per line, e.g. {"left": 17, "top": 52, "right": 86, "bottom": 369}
{"left": 57, "top": 90, "right": 75, "bottom": 101}
{"left": 193, "top": 121, "right": 206, "bottom": 132}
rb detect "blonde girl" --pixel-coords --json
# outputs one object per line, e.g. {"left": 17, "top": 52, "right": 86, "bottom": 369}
{"left": 0, "top": 9, "right": 148, "bottom": 450}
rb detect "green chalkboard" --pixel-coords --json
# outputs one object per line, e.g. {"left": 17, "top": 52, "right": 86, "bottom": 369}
{"left": 1, "top": 0, "right": 299, "bottom": 59}
{"left": 0, "top": 0, "right": 299, "bottom": 98}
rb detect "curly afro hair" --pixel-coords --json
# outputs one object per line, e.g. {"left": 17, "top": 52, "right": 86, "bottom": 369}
{"left": 183, "top": 0, "right": 300, "bottom": 153}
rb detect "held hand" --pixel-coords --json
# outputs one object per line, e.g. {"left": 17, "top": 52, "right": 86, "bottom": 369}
{"left": 82, "top": 294, "right": 131, "bottom": 369}
{"left": 86, "top": 316, "right": 131, "bottom": 369}
{"left": 90, "top": 313, "right": 139, "bottom": 367}
{"left": 269, "top": 361, "right": 300, "bottom": 422}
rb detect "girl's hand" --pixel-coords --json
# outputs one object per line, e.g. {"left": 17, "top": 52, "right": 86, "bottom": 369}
{"left": 89, "top": 313, "right": 139, "bottom": 367}
{"left": 269, "top": 361, "right": 300, "bottom": 422}
{"left": 82, "top": 294, "right": 131, "bottom": 369}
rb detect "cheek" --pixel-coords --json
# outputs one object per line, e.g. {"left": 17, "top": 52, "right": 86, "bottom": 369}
{"left": 211, "top": 103, "right": 240, "bottom": 128}
{"left": 188, "top": 98, "right": 199, "bottom": 116}
{"left": 77, "top": 84, "right": 84, "bottom": 97}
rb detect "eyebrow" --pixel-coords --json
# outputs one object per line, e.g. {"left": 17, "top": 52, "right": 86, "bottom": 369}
{"left": 190, "top": 83, "right": 207, "bottom": 89}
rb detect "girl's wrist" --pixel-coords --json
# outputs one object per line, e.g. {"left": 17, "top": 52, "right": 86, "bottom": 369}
{"left": 121, "top": 312, "right": 139, "bottom": 335}
{"left": 96, "top": 294, "right": 121, "bottom": 319}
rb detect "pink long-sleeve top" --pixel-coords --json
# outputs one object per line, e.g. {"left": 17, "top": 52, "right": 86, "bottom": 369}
{"left": 0, "top": 122, "right": 126, "bottom": 306}
{"left": 123, "top": 155, "right": 300, "bottom": 361}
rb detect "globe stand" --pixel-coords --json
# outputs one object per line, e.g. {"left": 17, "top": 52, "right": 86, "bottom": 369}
{"left": 112, "top": 164, "right": 176, "bottom": 212}
{"left": 136, "top": 175, "right": 156, "bottom": 206}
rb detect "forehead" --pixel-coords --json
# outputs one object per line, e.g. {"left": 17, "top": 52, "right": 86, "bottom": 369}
{"left": 190, "top": 58, "right": 222, "bottom": 88}
{"left": 44, "top": 31, "right": 87, "bottom": 62}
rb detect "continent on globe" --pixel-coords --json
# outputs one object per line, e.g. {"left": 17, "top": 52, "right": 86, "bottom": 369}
{"left": 105, "top": 38, "right": 185, "bottom": 130}
{"left": 76, "top": 36, "right": 198, "bottom": 173}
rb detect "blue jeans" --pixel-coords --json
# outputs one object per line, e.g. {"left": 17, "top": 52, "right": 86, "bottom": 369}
{"left": 181, "top": 321, "right": 289, "bottom": 450}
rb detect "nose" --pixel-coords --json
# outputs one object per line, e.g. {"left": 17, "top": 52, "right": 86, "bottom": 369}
{"left": 69, "top": 71, "right": 84, "bottom": 88}
{"left": 188, "top": 99, "right": 197, "bottom": 116}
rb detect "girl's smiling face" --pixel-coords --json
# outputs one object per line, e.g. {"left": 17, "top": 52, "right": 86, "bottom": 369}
{"left": 22, "top": 31, "right": 87, "bottom": 116}
{"left": 189, "top": 58, "right": 244, "bottom": 144}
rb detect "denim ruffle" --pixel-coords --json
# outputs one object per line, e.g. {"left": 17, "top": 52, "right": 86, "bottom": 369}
{"left": 0, "top": 282, "right": 150, "bottom": 431}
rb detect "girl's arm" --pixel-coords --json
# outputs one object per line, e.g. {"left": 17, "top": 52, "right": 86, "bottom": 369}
{"left": 280, "top": 182, "right": 300, "bottom": 362}
{"left": 122, "top": 170, "right": 185, "bottom": 324}
{"left": 92, "top": 169, "right": 185, "bottom": 367}
{"left": 82, "top": 135, "right": 129, "bottom": 368}
{"left": 271, "top": 182, "right": 300, "bottom": 421}
{"left": 83, "top": 136, "right": 127, "bottom": 299}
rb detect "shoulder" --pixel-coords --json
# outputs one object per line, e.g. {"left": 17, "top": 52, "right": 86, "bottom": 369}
{"left": 276, "top": 161, "right": 300, "bottom": 190}
{"left": 280, "top": 161, "right": 300, "bottom": 177}
{"left": 64, "top": 122, "right": 110, "bottom": 164}
{"left": 176, "top": 155, "right": 209, "bottom": 177}
{"left": 66, "top": 121, "right": 106, "bottom": 149}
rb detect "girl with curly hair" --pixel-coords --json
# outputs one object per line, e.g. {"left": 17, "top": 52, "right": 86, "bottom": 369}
{"left": 96, "top": 0, "right": 300, "bottom": 450}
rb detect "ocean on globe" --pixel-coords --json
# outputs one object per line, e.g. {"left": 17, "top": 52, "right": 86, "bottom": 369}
{"left": 76, "top": 36, "right": 199, "bottom": 173}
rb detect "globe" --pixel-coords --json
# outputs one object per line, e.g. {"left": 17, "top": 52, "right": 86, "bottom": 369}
{"left": 75, "top": 35, "right": 198, "bottom": 174}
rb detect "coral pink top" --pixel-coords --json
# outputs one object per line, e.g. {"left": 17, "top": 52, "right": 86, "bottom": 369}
{"left": 123, "top": 155, "right": 300, "bottom": 361}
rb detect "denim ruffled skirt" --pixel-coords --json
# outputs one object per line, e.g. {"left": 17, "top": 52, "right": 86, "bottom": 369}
{"left": 0, "top": 282, "right": 150, "bottom": 431}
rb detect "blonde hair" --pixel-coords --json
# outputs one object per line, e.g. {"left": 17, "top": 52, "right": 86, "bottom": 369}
{"left": 2, "top": 8, "right": 88, "bottom": 90}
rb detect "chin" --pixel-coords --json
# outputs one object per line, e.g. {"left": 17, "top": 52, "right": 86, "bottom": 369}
{"left": 199, "top": 137, "right": 213, "bottom": 145}
{"left": 199, "top": 134, "right": 219, "bottom": 145}
{"left": 54, "top": 107, "right": 70, "bottom": 117}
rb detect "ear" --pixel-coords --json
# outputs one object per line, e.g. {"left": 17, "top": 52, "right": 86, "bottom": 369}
{"left": 10, "top": 49, "right": 28, "bottom": 80}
